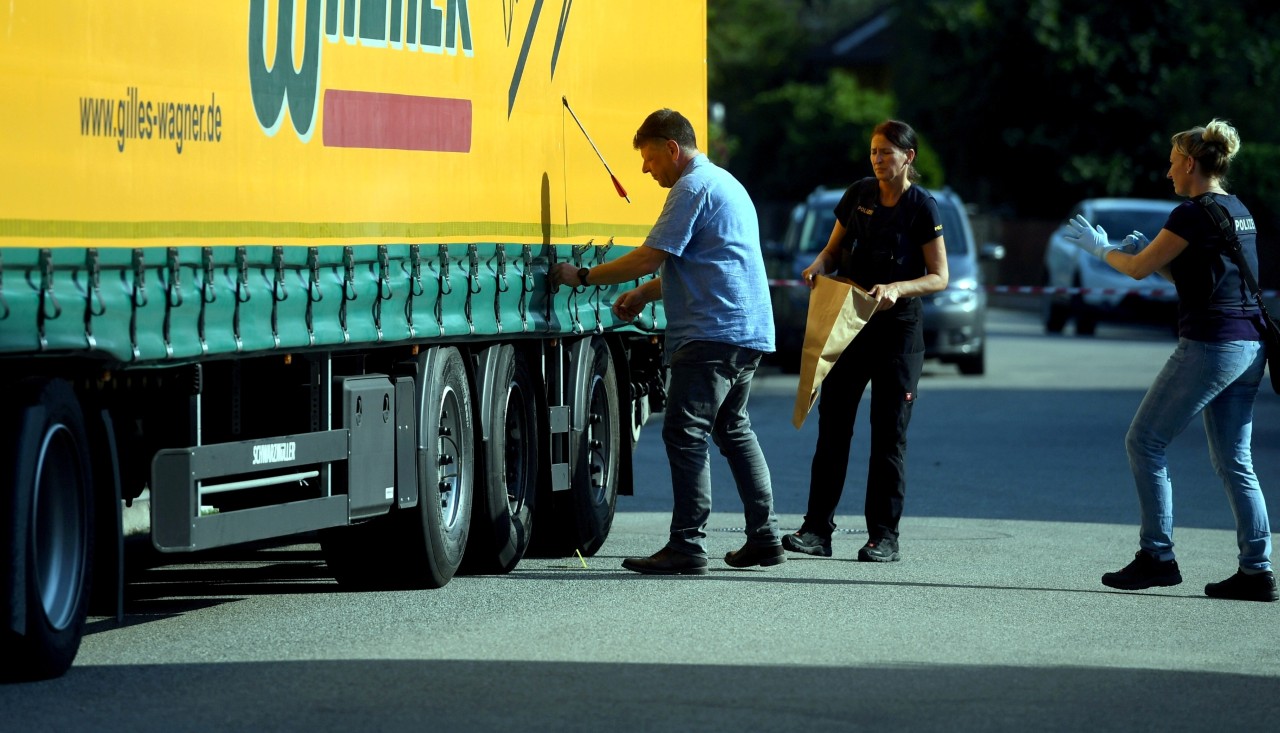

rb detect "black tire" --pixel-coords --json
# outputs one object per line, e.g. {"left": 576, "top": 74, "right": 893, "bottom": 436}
{"left": 956, "top": 351, "right": 985, "bottom": 376}
{"left": 463, "top": 345, "right": 539, "bottom": 574}
{"left": 1074, "top": 306, "right": 1099, "bottom": 336}
{"left": 402, "top": 346, "right": 474, "bottom": 587}
{"left": 564, "top": 337, "right": 621, "bottom": 556}
{"left": 1069, "top": 273, "right": 1098, "bottom": 336}
{"left": 1, "top": 378, "right": 95, "bottom": 682}
{"left": 319, "top": 519, "right": 395, "bottom": 590}
{"left": 1043, "top": 297, "right": 1069, "bottom": 334}
{"left": 1042, "top": 271, "right": 1069, "bottom": 334}
{"left": 322, "top": 348, "right": 476, "bottom": 590}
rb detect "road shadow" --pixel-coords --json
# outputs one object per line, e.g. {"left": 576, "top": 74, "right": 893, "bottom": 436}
{"left": 2, "top": 658, "right": 1273, "bottom": 731}
{"left": 91, "top": 539, "right": 336, "bottom": 632}
{"left": 501, "top": 566, "right": 1194, "bottom": 600}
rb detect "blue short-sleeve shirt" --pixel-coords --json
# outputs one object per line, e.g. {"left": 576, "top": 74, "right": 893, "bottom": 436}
{"left": 642, "top": 155, "right": 775, "bottom": 355}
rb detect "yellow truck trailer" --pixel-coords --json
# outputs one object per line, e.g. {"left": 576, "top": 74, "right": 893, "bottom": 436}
{"left": 0, "top": 0, "right": 707, "bottom": 681}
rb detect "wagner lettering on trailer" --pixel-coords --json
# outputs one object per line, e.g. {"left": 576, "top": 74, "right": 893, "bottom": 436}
{"left": 248, "top": 0, "right": 474, "bottom": 151}
{"left": 252, "top": 441, "right": 298, "bottom": 465}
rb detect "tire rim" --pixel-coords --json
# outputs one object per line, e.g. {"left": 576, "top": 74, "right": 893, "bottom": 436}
{"left": 503, "top": 380, "right": 531, "bottom": 514}
{"left": 32, "top": 423, "right": 87, "bottom": 632}
{"left": 586, "top": 374, "right": 614, "bottom": 505}
{"left": 630, "top": 396, "right": 649, "bottom": 445}
{"left": 436, "top": 385, "right": 466, "bottom": 535}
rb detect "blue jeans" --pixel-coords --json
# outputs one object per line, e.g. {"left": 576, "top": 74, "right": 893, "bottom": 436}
{"left": 1125, "top": 338, "right": 1271, "bottom": 572}
{"left": 662, "top": 340, "right": 779, "bottom": 557}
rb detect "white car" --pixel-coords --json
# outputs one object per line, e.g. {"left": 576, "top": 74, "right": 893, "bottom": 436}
{"left": 1042, "top": 198, "right": 1179, "bottom": 335}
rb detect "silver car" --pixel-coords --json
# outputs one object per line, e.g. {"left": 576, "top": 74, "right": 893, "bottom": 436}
{"left": 764, "top": 186, "right": 1003, "bottom": 375}
{"left": 1042, "top": 198, "right": 1178, "bottom": 335}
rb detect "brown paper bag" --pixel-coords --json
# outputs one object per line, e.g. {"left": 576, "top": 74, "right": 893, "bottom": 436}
{"left": 792, "top": 275, "right": 877, "bottom": 429}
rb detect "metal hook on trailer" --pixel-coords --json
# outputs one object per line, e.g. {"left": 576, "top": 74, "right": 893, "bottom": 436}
{"left": 519, "top": 244, "right": 534, "bottom": 332}
{"left": 83, "top": 248, "right": 105, "bottom": 350}
{"left": 590, "top": 239, "right": 614, "bottom": 334}
{"left": 373, "top": 245, "right": 393, "bottom": 342}
{"left": 339, "top": 246, "right": 356, "bottom": 344}
{"left": 128, "top": 248, "right": 146, "bottom": 359}
{"left": 166, "top": 247, "right": 184, "bottom": 308}
{"left": 0, "top": 251, "right": 9, "bottom": 321}
{"left": 305, "top": 247, "right": 321, "bottom": 347}
{"left": 163, "top": 247, "right": 182, "bottom": 357}
{"left": 198, "top": 247, "right": 216, "bottom": 354}
{"left": 36, "top": 249, "right": 62, "bottom": 351}
{"left": 404, "top": 244, "right": 423, "bottom": 339}
{"left": 269, "top": 246, "right": 287, "bottom": 348}
{"left": 435, "top": 244, "right": 451, "bottom": 336}
{"left": 232, "top": 246, "right": 248, "bottom": 352}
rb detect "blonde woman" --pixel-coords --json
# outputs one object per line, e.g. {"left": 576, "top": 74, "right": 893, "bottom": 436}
{"left": 1065, "top": 119, "right": 1274, "bottom": 602}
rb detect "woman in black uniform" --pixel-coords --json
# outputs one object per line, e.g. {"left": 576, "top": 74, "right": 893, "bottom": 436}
{"left": 782, "top": 120, "right": 949, "bottom": 562}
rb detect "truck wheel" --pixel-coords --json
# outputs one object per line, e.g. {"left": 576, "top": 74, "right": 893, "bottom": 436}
{"left": 566, "top": 337, "right": 620, "bottom": 556}
{"left": 1074, "top": 304, "right": 1099, "bottom": 336}
{"left": 1069, "top": 273, "right": 1098, "bottom": 336}
{"left": 956, "top": 350, "right": 986, "bottom": 376}
{"left": 1, "top": 378, "right": 95, "bottom": 682}
{"left": 1043, "top": 297, "right": 1070, "bottom": 334}
{"left": 1042, "top": 270, "right": 1069, "bottom": 334}
{"left": 464, "top": 345, "right": 539, "bottom": 574}
{"left": 319, "top": 519, "right": 394, "bottom": 589}
{"left": 401, "top": 346, "right": 474, "bottom": 587}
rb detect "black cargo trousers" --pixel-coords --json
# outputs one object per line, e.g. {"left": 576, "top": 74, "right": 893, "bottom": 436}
{"left": 801, "top": 297, "right": 925, "bottom": 542}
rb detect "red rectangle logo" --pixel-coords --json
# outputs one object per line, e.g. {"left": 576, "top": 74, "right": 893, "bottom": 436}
{"left": 322, "top": 90, "right": 471, "bottom": 153}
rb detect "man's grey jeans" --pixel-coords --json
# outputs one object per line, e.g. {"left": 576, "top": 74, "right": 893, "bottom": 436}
{"left": 661, "top": 340, "right": 780, "bottom": 557}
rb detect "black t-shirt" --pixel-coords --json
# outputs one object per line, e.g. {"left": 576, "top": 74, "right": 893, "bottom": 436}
{"left": 833, "top": 178, "right": 942, "bottom": 298}
{"left": 1163, "top": 194, "right": 1264, "bottom": 341}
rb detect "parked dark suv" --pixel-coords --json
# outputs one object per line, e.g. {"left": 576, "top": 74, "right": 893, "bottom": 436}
{"left": 763, "top": 185, "right": 1003, "bottom": 375}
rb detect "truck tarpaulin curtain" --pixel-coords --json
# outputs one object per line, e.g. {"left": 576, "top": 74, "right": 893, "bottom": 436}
{"left": 792, "top": 275, "right": 877, "bottom": 429}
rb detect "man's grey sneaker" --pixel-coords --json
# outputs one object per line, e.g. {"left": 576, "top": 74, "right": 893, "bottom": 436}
{"left": 1101, "top": 551, "right": 1182, "bottom": 590}
{"left": 858, "top": 538, "right": 899, "bottom": 563}
{"left": 781, "top": 530, "right": 832, "bottom": 557}
{"left": 1205, "top": 570, "right": 1278, "bottom": 602}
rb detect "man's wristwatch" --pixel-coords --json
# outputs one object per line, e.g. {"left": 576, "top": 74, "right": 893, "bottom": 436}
{"left": 577, "top": 267, "right": 591, "bottom": 286}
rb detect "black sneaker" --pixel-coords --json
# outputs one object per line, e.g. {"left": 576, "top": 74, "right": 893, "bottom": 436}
{"left": 1101, "top": 551, "right": 1182, "bottom": 590}
{"left": 1205, "top": 570, "right": 1278, "bottom": 602}
{"left": 858, "top": 538, "right": 899, "bottom": 563}
{"left": 781, "top": 530, "right": 832, "bottom": 557}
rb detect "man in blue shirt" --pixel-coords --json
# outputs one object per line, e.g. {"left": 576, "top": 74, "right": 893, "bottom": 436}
{"left": 551, "top": 108, "right": 782, "bottom": 574}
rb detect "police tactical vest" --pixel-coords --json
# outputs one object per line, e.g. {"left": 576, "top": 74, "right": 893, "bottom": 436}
{"left": 838, "top": 177, "right": 928, "bottom": 287}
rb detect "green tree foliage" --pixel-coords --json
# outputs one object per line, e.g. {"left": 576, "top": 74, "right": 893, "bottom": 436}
{"left": 747, "top": 70, "right": 926, "bottom": 193}
{"left": 708, "top": 0, "right": 906, "bottom": 202}
{"left": 892, "top": 0, "right": 1280, "bottom": 217}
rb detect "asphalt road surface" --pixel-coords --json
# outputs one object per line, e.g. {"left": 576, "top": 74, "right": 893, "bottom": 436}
{"left": 3, "top": 308, "right": 1277, "bottom": 732}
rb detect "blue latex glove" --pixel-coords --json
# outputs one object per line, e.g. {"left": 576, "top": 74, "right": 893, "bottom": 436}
{"left": 1064, "top": 214, "right": 1119, "bottom": 259}
{"left": 1120, "top": 230, "right": 1150, "bottom": 254}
